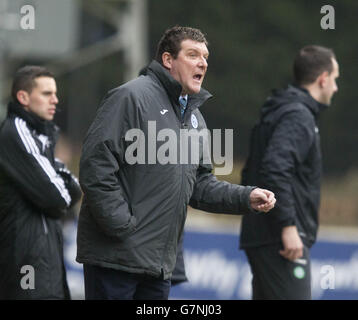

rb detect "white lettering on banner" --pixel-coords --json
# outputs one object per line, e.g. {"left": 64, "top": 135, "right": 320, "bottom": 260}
{"left": 179, "top": 249, "right": 358, "bottom": 299}
{"left": 182, "top": 250, "right": 247, "bottom": 299}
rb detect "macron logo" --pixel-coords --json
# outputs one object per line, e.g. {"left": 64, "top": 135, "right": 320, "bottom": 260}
{"left": 160, "top": 109, "right": 168, "bottom": 115}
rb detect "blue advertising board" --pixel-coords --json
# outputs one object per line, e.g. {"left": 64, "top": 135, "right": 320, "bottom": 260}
{"left": 63, "top": 221, "right": 358, "bottom": 300}
{"left": 169, "top": 228, "right": 358, "bottom": 300}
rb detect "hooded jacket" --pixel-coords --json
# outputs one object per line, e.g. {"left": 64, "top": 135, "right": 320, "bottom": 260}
{"left": 77, "top": 60, "right": 256, "bottom": 279}
{"left": 240, "top": 85, "right": 327, "bottom": 249}
{"left": 0, "top": 102, "right": 81, "bottom": 299}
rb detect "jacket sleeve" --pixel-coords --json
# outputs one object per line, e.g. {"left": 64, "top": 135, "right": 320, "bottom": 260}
{"left": 79, "top": 88, "right": 137, "bottom": 239}
{"left": 54, "top": 159, "right": 82, "bottom": 208}
{"left": 189, "top": 162, "right": 255, "bottom": 215}
{"left": 260, "top": 108, "right": 316, "bottom": 227}
{"left": 0, "top": 118, "right": 72, "bottom": 217}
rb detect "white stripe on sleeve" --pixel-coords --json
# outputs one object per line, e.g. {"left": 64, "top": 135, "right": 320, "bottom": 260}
{"left": 14, "top": 117, "right": 72, "bottom": 206}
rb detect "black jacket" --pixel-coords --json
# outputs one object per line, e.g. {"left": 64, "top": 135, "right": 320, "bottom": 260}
{"left": 77, "top": 60, "right": 256, "bottom": 280}
{"left": 240, "top": 85, "right": 327, "bottom": 249}
{"left": 0, "top": 102, "right": 81, "bottom": 299}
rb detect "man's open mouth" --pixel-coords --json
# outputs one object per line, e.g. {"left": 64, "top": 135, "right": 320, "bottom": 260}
{"left": 193, "top": 74, "right": 202, "bottom": 81}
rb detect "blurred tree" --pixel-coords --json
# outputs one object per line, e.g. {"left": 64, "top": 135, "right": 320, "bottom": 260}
{"left": 148, "top": 0, "right": 358, "bottom": 176}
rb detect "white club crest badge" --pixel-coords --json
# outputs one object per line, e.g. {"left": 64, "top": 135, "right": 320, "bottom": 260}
{"left": 191, "top": 114, "right": 198, "bottom": 128}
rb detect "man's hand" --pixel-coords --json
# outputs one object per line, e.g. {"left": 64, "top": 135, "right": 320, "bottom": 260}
{"left": 279, "top": 225, "right": 303, "bottom": 261}
{"left": 249, "top": 188, "right": 276, "bottom": 212}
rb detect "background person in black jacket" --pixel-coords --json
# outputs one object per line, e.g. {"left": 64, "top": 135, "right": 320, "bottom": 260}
{"left": 0, "top": 66, "right": 82, "bottom": 299}
{"left": 240, "top": 45, "right": 339, "bottom": 300}
{"left": 77, "top": 26, "right": 276, "bottom": 300}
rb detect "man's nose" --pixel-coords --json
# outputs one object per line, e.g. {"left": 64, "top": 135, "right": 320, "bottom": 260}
{"left": 52, "top": 94, "right": 59, "bottom": 104}
{"left": 198, "top": 57, "right": 208, "bottom": 69}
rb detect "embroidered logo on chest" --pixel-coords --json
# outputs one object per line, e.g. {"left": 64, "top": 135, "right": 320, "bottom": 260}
{"left": 191, "top": 114, "right": 198, "bottom": 128}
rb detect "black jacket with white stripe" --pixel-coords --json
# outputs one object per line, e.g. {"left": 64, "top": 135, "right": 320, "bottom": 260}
{"left": 0, "top": 101, "right": 81, "bottom": 299}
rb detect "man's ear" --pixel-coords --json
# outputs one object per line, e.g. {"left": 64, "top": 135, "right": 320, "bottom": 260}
{"left": 162, "top": 52, "right": 173, "bottom": 70}
{"left": 317, "top": 71, "right": 329, "bottom": 88}
{"left": 16, "top": 90, "right": 30, "bottom": 106}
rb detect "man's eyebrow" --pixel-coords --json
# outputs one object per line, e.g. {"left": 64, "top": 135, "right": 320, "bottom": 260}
{"left": 186, "top": 48, "right": 209, "bottom": 57}
{"left": 42, "top": 90, "right": 56, "bottom": 94}
{"left": 186, "top": 48, "right": 199, "bottom": 53}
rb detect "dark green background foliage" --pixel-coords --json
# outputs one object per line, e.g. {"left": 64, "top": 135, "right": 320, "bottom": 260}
{"left": 7, "top": 0, "right": 356, "bottom": 177}
{"left": 148, "top": 0, "right": 358, "bottom": 175}
{"left": 3, "top": 0, "right": 356, "bottom": 223}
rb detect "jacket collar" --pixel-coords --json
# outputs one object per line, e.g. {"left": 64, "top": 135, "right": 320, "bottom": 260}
{"left": 145, "top": 60, "right": 213, "bottom": 111}
{"left": 7, "top": 101, "right": 58, "bottom": 137}
{"left": 262, "top": 85, "right": 328, "bottom": 120}
{"left": 289, "top": 85, "right": 328, "bottom": 117}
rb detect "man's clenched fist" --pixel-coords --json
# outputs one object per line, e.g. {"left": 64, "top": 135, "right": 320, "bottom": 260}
{"left": 249, "top": 188, "right": 276, "bottom": 212}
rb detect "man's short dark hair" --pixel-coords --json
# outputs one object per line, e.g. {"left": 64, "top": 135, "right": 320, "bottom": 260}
{"left": 293, "top": 45, "right": 336, "bottom": 86}
{"left": 155, "top": 26, "right": 208, "bottom": 64}
{"left": 11, "top": 65, "right": 54, "bottom": 103}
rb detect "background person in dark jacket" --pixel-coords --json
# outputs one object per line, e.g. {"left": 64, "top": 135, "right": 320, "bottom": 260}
{"left": 77, "top": 26, "right": 276, "bottom": 300}
{"left": 240, "top": 45, "right": 339, "bottom": 299}
{"left": 0, "top": 66, "right": 82, "bottom": 299}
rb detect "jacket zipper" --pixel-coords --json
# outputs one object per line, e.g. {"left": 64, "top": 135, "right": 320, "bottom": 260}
{"left": 41, "top": 214, "right": 48, "bottom": 234}
{"left": 160, "top": 119, "right": 188, "bottom": 277}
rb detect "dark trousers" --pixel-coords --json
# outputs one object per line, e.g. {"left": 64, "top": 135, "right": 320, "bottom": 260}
{"left": 83, "top": 264, "right": 171, "bottom": 300}
{"left": 245, "top": 243, "right": 311, "bottom": 300}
